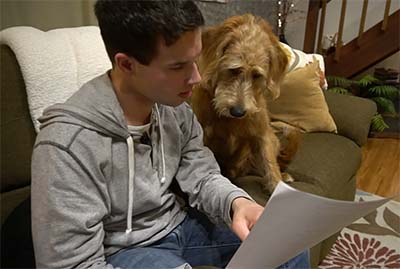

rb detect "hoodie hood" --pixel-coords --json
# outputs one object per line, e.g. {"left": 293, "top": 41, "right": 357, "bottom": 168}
{"left": 38, "top": 71, "right": 167, "bottom": 233}
{"left": 39, "top": 71, "right": 129, "bottom": 139}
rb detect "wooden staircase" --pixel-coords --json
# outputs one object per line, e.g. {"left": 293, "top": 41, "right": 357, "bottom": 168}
{"left": 303, "top": 0, "right": 400, "bottom": 78}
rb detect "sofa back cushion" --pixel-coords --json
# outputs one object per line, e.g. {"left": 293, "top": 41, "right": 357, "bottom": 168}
{"left": 323, "top": 91, "right": 377, "bottom": 146}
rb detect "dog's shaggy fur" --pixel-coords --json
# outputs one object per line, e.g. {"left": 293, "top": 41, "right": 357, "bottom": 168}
{"left": 191, "top": 14, "right": 299, "bottom": 193}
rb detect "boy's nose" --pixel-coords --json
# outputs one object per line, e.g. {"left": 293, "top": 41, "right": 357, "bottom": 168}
{"left": 188, "top": 62, "right": 201, "bottom": 85}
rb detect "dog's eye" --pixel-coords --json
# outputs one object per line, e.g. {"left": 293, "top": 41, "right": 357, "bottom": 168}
{"left": 229, "top": 68, "right": 242, "bottom": 76}
{"left": 252, "top": 72, "right": 262, "bottom": 79}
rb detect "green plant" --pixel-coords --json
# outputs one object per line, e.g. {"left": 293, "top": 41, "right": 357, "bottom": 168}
{"left": 326, "top": 74, "right": 399, "bottom": 132}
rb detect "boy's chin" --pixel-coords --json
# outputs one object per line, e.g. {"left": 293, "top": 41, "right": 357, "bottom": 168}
{"left": 156, "top": 98, "right": 186, "bottom": 108}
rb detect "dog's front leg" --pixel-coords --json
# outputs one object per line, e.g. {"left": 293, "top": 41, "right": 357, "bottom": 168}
{"left": 260, "top": 131, "right": 283, "bottom": 193}
{"left": 226, "top": 142, "right": 252, "bottom": 179}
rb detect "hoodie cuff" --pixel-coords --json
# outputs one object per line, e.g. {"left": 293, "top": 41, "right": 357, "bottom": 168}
{"left": 224, "top": 190, "right": 255, "bottom": 227}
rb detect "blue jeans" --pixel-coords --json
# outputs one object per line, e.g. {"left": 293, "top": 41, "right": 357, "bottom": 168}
{"left": 106, "top": 208, "right": 310, "bottom": 268}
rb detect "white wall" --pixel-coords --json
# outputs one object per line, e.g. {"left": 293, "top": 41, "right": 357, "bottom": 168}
{"left": 355, "top": 51, "right": 400, "bottom": 79}
{"left": 0, "top": 0, "right": 97, "bottom": 31}
{"left": 284, "top": 0, "right": 310, "bottom": 50}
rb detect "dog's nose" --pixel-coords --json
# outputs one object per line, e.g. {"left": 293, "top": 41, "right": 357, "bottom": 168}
{"left": 230, "top": 107, "right": 246, "bottom": 118}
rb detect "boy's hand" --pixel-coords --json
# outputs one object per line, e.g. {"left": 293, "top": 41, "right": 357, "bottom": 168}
{"left": 230, "top": 197, "right": 264, "bottom": 241}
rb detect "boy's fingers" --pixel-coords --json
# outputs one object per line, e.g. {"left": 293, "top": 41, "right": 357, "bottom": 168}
{"left": 232, "top": 219, "right": 250, "bottom": 241}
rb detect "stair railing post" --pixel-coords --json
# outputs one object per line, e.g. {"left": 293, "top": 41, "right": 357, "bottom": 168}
{"left": 317, "top": 0, "right": 327, "bottom": 53}
{"left": 334, "top": 0, "right": 347, "bottom": 62}
{"left": 357, "top": 0, "right": 369, "bottom": 47}
{"left": 381, "top": 0, "right": 391, "bottom": 31}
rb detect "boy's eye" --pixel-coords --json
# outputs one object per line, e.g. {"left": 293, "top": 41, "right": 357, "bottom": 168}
{"left": 170, "top": 65, "right": 184, "bottom": 70}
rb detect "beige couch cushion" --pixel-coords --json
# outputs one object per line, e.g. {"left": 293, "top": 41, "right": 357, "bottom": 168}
{"left": 268, "top": 60, "right": 337, "bottom": 133}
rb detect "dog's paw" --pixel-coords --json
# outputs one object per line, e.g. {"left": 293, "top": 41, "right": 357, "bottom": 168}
{"left": 282, "top": 172, "right": 295, "bottom": 183}
{"left": 261, "top": 180, "right": 278, "bottom": 195}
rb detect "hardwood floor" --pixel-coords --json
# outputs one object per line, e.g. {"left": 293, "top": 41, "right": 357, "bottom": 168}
{"left": 356, "top": 138, "right": 400, "bottom": 201}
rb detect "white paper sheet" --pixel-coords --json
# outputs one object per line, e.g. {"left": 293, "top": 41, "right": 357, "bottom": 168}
{"left": 227, "top": 181, "right": 396, "bottom": 269}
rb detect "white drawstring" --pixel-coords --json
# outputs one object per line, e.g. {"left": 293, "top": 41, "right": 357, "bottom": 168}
{"left": 125, "top": 136, "right": 135, "bottom": 234}
{"left": 155, "top": 104, "right": 166, "bottom": 184}
{"left": 125, "top": 104, "right": 166, "bottom": 234}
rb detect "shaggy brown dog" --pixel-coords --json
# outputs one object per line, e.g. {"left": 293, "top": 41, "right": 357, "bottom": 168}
{"left": 191, "top": 14, "right": 299, "bottom": 193}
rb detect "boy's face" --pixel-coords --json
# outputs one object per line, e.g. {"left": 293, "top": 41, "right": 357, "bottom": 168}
{"left": 132, "top": 28, "right": 202, "bottom": 107}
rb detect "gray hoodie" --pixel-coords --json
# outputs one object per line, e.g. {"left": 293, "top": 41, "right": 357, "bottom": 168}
{"left": 31, "top": 71, "right": 252, "bottom": 268}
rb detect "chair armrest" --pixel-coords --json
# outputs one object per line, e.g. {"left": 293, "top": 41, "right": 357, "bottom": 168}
{"left": 1, "top": 45, "right": 36, "bottom": 192}
{"left": 324, "top": 91, "right": 377, "bottom": 146}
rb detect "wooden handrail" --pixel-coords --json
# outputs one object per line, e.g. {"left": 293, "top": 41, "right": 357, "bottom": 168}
{"left": 382, "top": 0, "right": 391, "bottom": 31}
{"left": 334, "top": 0, "right": 347, "bottom": 62}
{"left": 304, "top": 0, "right": 399, "bottom": 77}
{"left": 357, "top": 0, "right": 369, "bottom": 46}
{"left": 325, "top": 9, "right": 400, "bottom": 78}
{"left": 303, "top": 0, "right": 321, "bottom": 53}
{"left": 316, "top": 0, "right": 327, "bottom": 53}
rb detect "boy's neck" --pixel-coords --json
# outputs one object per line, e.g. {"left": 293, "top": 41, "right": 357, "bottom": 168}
{"left": 109, "top": 69, "right": 154, "bottom": 126}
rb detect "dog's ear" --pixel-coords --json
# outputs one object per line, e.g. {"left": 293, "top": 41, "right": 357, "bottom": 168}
{"left": 203, "top": 15, "right": 248, "bottom": 58}
{"left": 258, "top": 19, "right": 288, "bottom": 100}
{"left": 199, "top": 15, "right": 254, "bottom": 92}
{"left": 198, "top": 26, "right": 221, "bottom": 92}
{"left": 267, "top": 42, "right": 289, "bottom": 100}
{"left": 201, "top": 26, "right": 231, "bottom": 63}
{"left": 201, "top": 26, "right": 217, "bottom": 56}
{"left": 199, "top": 25, "right": 235, "bottom": 92}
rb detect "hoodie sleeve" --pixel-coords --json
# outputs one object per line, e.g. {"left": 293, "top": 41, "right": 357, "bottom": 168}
{"left": 31, "top": 143, "right": 115, "bottom": 269}
{"left": 174, "top": 105, "right": 254, "bottom": 226}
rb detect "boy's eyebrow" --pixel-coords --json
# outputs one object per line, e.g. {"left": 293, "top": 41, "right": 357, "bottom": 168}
{"left": 169, "top": 60, "right": 189, "bottom": 66}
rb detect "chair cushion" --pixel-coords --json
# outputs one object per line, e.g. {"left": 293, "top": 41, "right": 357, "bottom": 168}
{"left": 286, "top": 133, "right": 361, "bottom": 199}
{"left": 1, "top": 186, "right": 31, "bottom": 226}
{"left": 324, "top": 91, "right": 377, "bottom": 147}
{"left": 233, "top": 133, "right": 360, "bottom": 205}
{"left": 0, "top": 26, "right": 111, "bottom": 132}
{"left": 1, "top": 196, "right": 35, "bottom": 268}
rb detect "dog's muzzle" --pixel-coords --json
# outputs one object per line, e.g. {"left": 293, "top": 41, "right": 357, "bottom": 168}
{"left": 230, "top": 106, "right": 246, "bottom": 118}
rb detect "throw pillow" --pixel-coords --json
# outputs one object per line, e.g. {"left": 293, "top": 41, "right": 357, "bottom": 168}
{"left": 268, "top": 59, "right": 337, "bottom": 133}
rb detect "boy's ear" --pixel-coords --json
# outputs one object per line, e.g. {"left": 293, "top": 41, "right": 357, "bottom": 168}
{"left": 114, "top": 53, "right": 137, "bottom": 74}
